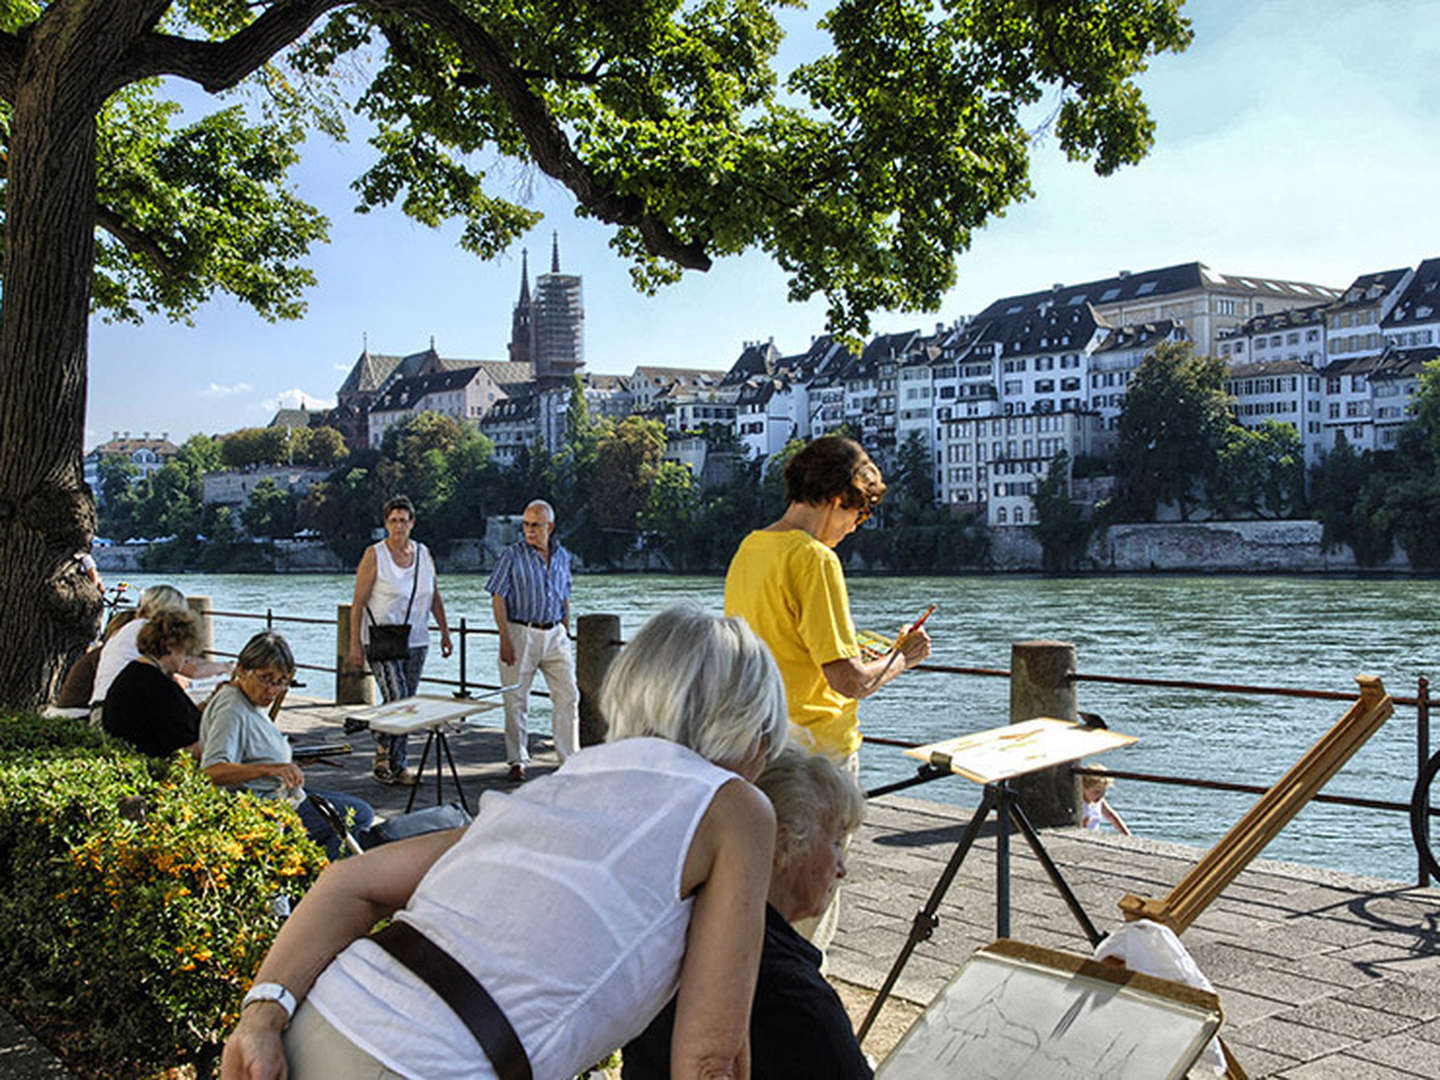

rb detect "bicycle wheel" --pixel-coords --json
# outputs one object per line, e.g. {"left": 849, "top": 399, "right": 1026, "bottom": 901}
{"left": 1408, "top": 748, "right": 1440, "bottom": 882}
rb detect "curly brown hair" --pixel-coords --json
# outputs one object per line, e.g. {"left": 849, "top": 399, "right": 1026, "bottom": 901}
{"left": 136, "top": 609, "right": 203, "bottom": 660}
{"left": 783, "top": 436, "right": 886, "bottom": 510}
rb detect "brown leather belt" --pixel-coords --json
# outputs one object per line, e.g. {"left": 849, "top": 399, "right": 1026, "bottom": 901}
{"left": 370, "top": 920, "right": 532, "bottom": 1080}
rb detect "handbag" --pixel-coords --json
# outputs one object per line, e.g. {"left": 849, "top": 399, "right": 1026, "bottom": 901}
{"left": 364, "top": 543, "right": 422, "bottom": 663}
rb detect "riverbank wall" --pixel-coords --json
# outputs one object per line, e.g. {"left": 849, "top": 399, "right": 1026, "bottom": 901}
{"left": 986, "top": 519, "right": 1411, "bottom": 573}
{"left": 95, "top": 518, "right": 1414, "bottom": 575}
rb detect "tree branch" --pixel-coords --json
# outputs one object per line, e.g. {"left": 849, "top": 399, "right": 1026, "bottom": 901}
{"left": 375, "top": 0, "right": 712, "bottom": 271}
{"left": 95, "top": 204, "right": 179, "bottom": 280}
{"left": 111, "top": 0, "right": 350, "bottom": 96}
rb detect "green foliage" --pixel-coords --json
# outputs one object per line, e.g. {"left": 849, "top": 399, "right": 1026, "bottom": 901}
{"left": 1208, "top": 421, "right": 1306, "bottom": 520}
{"left": 1309, "top": 435, "right": 1395, "bottom": 566}
{"left": 886, "top": 432, "right": 936, "bottom": 526}
{"left": 91, "top": 84, "right": 329, "bottom": 324}
{"left": 1115, "top": 341, "right": 1232, "bottom": 521}
{"left": 0, "top": 712, "right": 326, "bottom": 1078}
{"left": 240, "top": 477, "right": 298, "bottom": 538}
{"left": 1030, "top": 452, "right": 1091, "bottom": 573}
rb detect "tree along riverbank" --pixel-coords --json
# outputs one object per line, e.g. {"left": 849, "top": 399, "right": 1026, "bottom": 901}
{"left": 93, "top": 517, "right": 1416, "bottom": 576}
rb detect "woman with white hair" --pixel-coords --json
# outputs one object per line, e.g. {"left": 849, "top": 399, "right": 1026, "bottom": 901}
{"left": 623, "top": 746, "right": 873, "bottom": 1079}
{"left": 90, "top": 583, "right": 230, "bottom": 726}
{"left": 222, "top": 606, "right": 787, "bottom": 1080}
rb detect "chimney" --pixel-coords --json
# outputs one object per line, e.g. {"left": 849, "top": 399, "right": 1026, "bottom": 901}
{"left": 1118, "top": 270, "right": 1131, "bottom": 279}
{"left": 124, "top": 430, "right": 131, "bottom": 438}
{"left": 112, "top": 430, "right": 119, "bottom": 440}
{"left": 1052, "top": 283, "right": 1063, "bottom": 292}
{"left": 143, "top": 431, "right": 150, "bottom": 439}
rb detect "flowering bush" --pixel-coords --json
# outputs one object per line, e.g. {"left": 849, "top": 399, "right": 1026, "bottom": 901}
{"left": 0, "top": 711, "right": 327, "bottom": 1078}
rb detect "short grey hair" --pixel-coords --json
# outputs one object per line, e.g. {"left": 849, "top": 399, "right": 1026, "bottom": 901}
{"left": 236, "top": 631, "right": 295, "bottom": 675}
{"left": 757, "top": 746, "right": 865, "bottom": 869}
{"left": 524, "top": 499, "right": 555, "bottom": 522}
{"left": 136, "top": 584, "right": 186, "bottom": 618}
{"left": 602, "top": 606, "right": 787, "bottom": 769}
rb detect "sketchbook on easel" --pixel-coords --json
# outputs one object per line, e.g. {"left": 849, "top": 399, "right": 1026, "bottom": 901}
{"left": 904, "top": 718, "right": 1137, "bottom": 785}
{"left": 876, "top": 939, "right": 1223, "bottom": 1080}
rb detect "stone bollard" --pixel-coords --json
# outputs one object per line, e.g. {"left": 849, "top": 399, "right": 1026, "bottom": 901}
{"left": 576, "top": 614, "right": 622, "bottom": 747}
{"left": 187, "top": 595, "right": 214, "bottom": 659}
{"left": 1008, "top": 639, "right": 1080, "bottom": 827}
{"left": 336, "top": 603, "right": 375, "bottom": 706}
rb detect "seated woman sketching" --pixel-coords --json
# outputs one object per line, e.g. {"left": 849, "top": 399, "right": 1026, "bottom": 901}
{"left": 623, "top": 744, "right": 874, "bottom": 1079}
{"left": 220, "top": 606, "right": 785, "bottom": 1080}
{"left": 101, "top": 609, "right": 205, "bottom": 759}
{"left": 199, "top": 631, "right": 374, "bottom": 860}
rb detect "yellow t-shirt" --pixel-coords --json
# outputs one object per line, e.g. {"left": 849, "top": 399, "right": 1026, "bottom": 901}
{"left": 723, "top": 529, "right": 861, "bottom": 758}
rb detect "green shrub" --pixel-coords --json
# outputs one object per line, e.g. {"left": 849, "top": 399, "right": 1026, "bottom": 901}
{"left": 0, "top": 712, "right": 327, "bottom": 1078}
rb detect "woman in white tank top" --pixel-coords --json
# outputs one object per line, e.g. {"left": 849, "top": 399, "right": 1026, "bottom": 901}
{"left": 347, "top": 495, "right": 453, "bottom": 785}
{"left": 223, "top": 606, "right": 788, "bottom": 1080}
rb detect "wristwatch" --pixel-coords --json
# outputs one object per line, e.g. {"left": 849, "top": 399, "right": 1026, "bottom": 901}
{"left": 241, "top": 982, "right": 297, "bottom": 1026}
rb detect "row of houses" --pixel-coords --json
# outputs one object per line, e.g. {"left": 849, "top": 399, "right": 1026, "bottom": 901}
{"left": 90, "top": 254, "right": 1440, "bottom": 530}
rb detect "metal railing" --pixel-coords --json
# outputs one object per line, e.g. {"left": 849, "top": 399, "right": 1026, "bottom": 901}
{"left": 196, "top": 602, "right": 1436, "bottom": 887}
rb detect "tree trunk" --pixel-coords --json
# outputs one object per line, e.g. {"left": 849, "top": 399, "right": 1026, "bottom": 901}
{"left": 0, "top": 8, "right": 137, "bottom": 707}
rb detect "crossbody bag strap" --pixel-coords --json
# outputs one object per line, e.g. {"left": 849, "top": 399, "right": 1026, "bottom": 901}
{"left": 366, "top": 541, "right": 422, "bottom": 628}
{"left": 370, "top": 920, "right": 533, "bottom": 1080}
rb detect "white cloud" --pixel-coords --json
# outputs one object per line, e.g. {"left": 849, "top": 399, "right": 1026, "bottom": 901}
{"left": 200, "top": 381, "right": 252, "bottom": 398}
{"left": 260, "top": 388, "right": 337, "bottom": 414}
{"left": 333, "top": 363, "right": 352, "bottom": 372}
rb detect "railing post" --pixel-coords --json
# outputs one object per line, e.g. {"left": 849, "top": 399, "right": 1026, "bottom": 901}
{"left": 1009, "top": 639, "right": 1080, "bottom": 827}
{"left": 336, "top": 603, "right": 375, "bottom": 706}
{"left": 576, "top": 614, "right": 622, "bottom": 747}
{"left": 1419, "top": 674, "right": 1431, "bottom": 888}
{"left": 455, "top": 617, "right": 471, "bottom": 699}
{"left": 186, "top": 595, "right": 214, "bottom": 659}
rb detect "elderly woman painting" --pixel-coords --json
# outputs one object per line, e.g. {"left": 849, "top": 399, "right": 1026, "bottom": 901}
{"left": 200, "top": 631, "right": 374, "bottom": 861}
{"left": 221, "top": 606, "right": 785, "bottom": 1080}
{"left": 623, "top": 745, "right": 873, "bottom": 1079}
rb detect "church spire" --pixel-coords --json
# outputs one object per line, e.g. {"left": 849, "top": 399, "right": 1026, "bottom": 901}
{"left": 551, "top": 230, "right": 560, "bottom": 273}
{"left": 518, "top": 248, "right": 530, "bottom": 303}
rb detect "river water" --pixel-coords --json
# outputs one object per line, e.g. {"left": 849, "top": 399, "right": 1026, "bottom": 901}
{"left": 110, "top": 570, "right": 1440, "bottom": 883}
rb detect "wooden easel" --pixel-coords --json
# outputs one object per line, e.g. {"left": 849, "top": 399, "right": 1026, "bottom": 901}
{"left": 1116, "top": 674, "right": 1393, "bottom": 1079}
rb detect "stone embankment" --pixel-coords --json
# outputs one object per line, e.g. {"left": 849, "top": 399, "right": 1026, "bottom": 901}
{"left": 987, "top": 519, "right": 1413, "bottom": 573}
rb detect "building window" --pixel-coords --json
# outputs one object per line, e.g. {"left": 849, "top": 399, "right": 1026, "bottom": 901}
{"left": 996, "top": 506, "right": 1007, "bottom": 523}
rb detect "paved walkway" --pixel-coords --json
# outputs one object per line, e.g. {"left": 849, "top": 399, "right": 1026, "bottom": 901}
{"left": 7, "top": 694, "right": 1440, "bottom": 1078}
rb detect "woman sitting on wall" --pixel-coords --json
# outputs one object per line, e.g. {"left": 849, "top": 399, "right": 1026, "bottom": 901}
{"left": 199, "top": 631, "right": 374, "bottom": 860}
{"left": 101, "top": 609, "right": 205, "bottom": 759}
{"left": 220, "top": 606, "right": 785, "bottom": 1080}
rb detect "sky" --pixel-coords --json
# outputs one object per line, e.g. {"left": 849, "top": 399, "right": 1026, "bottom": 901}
{"left": 84, "top": 0, "right": 1440, "bottom": 449}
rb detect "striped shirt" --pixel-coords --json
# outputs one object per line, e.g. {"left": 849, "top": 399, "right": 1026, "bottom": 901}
{"left": 485, "top": 539, "right": 572, "bottom": 624}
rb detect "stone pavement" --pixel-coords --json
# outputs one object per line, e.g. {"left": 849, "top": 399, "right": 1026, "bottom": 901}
{"left": 7, "top": 693, "right": 1440, "bottom": 1078}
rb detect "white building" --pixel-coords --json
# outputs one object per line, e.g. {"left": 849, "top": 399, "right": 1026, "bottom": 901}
{"left": 1319, "top": 268, "right": 1413, "bottom": 453}
{"left": 1088, "top": 321, "right": 1188, "bottom": 453}
{"left": 84, "top": 432, "right": 179, "bottom": 503}
{"left": 1224, "top": 360, "right": 1327, "bottom": 468}
{"left": 735, "top": 374, "right": 808, "bottom": 460}
{"left": 938, "top": 410, "right": 1101, "bottom": 524}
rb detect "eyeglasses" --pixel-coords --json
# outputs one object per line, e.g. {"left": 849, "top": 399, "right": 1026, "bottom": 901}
{"left": 246, "top": 671, "right": 290, "bottom": 689}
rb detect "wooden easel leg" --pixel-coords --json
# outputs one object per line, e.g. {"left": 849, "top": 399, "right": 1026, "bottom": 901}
{"left": 1220, "top": 1035, "right": 1249, "bottom": 1080}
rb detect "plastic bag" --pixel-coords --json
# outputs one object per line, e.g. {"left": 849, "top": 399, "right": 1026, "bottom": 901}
{"left": 1094, "top": 919, "right": 1226, "bottom": 1076}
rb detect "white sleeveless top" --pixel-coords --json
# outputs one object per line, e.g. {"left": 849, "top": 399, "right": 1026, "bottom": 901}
{"left": 307, "top": 738, "right": 738, "bottom": 1079}
{"left": 365, "top": 541, "right": 434, "bottom": 649}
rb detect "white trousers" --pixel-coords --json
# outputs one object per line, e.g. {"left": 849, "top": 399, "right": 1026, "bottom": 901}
{"left": 500, "top": 621, "right": 580, "bottom": 766}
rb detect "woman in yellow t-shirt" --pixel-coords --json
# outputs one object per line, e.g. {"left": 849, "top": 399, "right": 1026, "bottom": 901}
{"left": 724, "top": 436, "right": 931, "bottom": 764}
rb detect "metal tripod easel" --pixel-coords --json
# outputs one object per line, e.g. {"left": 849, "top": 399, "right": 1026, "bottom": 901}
{"left": 856, "top": 774, "right": 1105, "bottom": 1042}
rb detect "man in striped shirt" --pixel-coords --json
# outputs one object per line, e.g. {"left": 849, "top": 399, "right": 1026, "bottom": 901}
{"left": 486, "top": 499, "right": 580, "bottom": 783}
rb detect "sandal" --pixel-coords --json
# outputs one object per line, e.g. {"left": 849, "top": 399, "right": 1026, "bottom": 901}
{"left": 386, "top": 767, "right": 418, "bottom": 787}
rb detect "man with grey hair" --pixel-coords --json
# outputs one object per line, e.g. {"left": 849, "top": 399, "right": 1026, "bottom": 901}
{"left": 486, "top": 499, "right": 580, "bottom": 782}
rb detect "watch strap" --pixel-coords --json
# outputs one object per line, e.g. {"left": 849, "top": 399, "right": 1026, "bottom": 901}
{"left": 242, "top": 981, "right": 297, "bottom": 1024}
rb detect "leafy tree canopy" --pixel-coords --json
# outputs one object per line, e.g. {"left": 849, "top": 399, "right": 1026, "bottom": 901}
{"left": 0, "top": 0, "right": 1191, "bottom": 333}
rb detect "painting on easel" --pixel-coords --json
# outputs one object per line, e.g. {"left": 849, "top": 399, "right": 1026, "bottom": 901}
{"left": 905, "top": 717, "right": 1137, "bottom": 786}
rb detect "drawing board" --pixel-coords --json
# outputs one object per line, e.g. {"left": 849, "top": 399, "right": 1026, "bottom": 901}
{"left": 876, "top": 939, "right": 1222, "bottom": 1080}
{"left": 342, "top": 694, "right": 501, "bottom": 735}
{"left": 904, "top": 717, "right": 1137, "bottom": 785}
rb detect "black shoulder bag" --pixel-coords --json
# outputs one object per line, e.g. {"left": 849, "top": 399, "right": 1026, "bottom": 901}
{"left": 364, "top": 544, "right": 422, "bottom": 663}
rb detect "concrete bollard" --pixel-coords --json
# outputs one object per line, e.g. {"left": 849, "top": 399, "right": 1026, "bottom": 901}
{"left": 186, "top": 595, "right": 214, "bottom": 659}
{"left": 1008, "top": 639, "right": 1080, "bottom": 827}
{"left": 576, "top": 614, "right": 621, "bottom": 747}
{"left": 336, "top": 603, "right": 375, "bottom": 705}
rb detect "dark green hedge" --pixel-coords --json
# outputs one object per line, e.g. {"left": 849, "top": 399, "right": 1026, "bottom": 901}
{"left": 0, "top": 712, "right": 327, "bottom": 1078}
